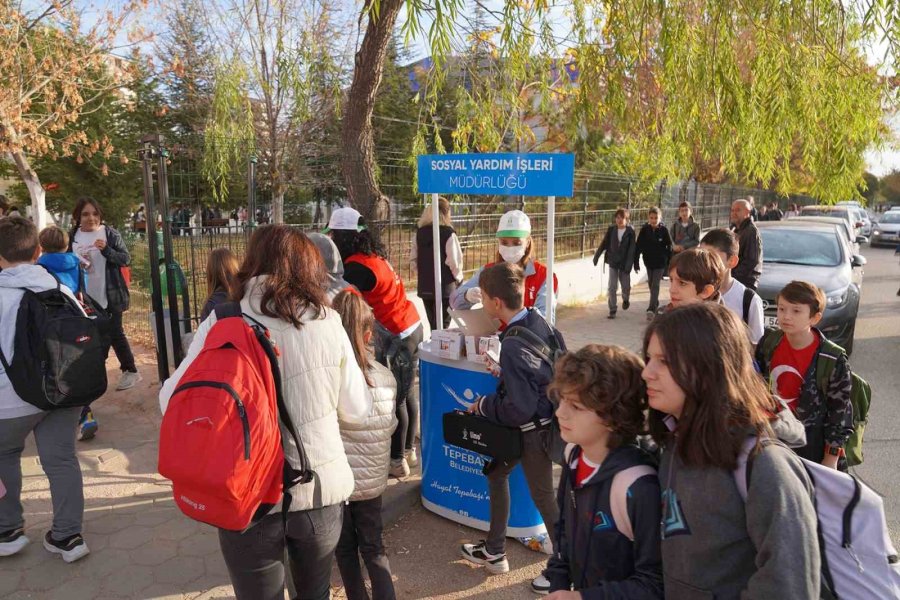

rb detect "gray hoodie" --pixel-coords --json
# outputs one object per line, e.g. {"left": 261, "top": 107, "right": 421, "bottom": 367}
{"left": 659, "top": 439, "right": 820, "bottom": 599}
{"left": 0, "top": 264, "right": 84, "bottom": 419}
{"left": 309, "top": 233, "right": 354, "bottom": 302}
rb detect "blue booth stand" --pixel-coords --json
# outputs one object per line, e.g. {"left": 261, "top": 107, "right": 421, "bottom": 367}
{"left": 419, "top": 343, "right": 547, "bottom": 537}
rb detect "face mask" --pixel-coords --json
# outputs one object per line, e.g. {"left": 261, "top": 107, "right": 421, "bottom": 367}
{"left": 499, "top": 244, "right": 526, "bottom": 264}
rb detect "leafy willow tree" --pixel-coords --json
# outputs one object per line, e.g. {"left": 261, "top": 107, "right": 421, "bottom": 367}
{"left": 335, "top": 0, "right": 899, "bottom": 211}
{"left": 0, "top": 0, "right": 147, "bottom": 229}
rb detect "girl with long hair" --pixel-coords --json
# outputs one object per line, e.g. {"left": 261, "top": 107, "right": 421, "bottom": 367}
{"left": 643, "top": 302, "right": 820, "bottom": 599}
{"left": 332, "top": 290, "right": 398, "bottom": 600}
{"left": 327, "top": 207, "right": 423, "bottom": 479}
{"left": 160, "top": 225, "right": 370, "bottom": 600}
{"left": 200, "top": 248, "right": 240, "bottom": 321}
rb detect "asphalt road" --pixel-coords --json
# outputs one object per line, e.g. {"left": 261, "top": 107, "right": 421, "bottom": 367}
{"left": 844, "top": 245, "right": 900, "bottom": 537}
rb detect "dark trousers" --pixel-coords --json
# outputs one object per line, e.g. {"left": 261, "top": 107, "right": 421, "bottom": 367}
{"left": 647, "top": 268, "right": 665, "bottom": 312}
{"left": 607, "top": 267, "right": 631, "bottom": 312}
{"left": 420, "top": 295, "right": 451, "bottom": 331}
{"left": 335, "top": 497, "right": 396, "bottom": 600}
{"left": 376, "top": 324, "right": 423, "bottom": 460}
{"left": 485, "top": 428, "right": 559, "bottom": 555}
{"left": 105, "top": 309, "right": 136, "bottom": 372}
{"left": 218, "top": 503, "right": 343, "bottom": 600}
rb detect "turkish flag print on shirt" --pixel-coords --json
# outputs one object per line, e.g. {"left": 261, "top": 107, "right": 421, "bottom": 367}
{"left": 769, "top": 333, "right": 820, "bottom": 412}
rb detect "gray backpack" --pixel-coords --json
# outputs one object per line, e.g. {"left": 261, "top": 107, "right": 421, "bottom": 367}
{"left": 735, "top": 437, "right": 900, "bottom": 599}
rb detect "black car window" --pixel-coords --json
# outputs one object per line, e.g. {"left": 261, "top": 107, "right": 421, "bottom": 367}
{"left": 760, "top": 229, "right": 842, "bottom": 267}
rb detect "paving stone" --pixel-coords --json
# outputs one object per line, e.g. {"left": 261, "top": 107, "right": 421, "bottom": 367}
{"left": 153, "top": 555, "right": 206, "bottom": 586}
{"left": 82, "top": 547, "right": 131, "bottom": 578}
{"left": 134, "top": 583, "right": 192, "bottom": 599}
{"left": 20, "top": 556, "right": 76, "bottom": 592}
{"left": 109, "top": 524, "right": 156, "bottom": 550}
{"left": 133, "top": 506, "right": 178, "bottom": 527}
{"left": 193, "top": 584, "right": 240, "bottom": 599}
{"left": 0, "top": 570, "right": 22, "bottom": 597}
{"left": 86, "top": 512, "right": 137, "bottom": 535}
{"left": 156, "top": 516, "right": 203, "bottom": 542}
{"left": 131, "top": 539, "right": 179, "bottom": 566}
{"left": 46, "top": 576, "right": 109, "bottom": 600}
{"left": 177, "top": 530, "right": 219, "bottom": 557}
{"left": 100, "top": 564, "right": 155, "bottom": 597}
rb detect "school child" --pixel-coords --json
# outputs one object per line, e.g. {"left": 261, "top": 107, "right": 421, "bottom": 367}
{"left": 332, "top": 291, "right": 399, "bottom": 600}
{"left": 460, "top": 262, "right": 565, "bottom": 573}
{"left": 669, "top": 201, "right": 701, "bottom": 255}
{"left": 199, "top": 248, "right": 240, "bottom": 321}
{"left": 754, "top": 281, "right": 854, "bottom": 469}
{"left": 699, "top": 228, "right": 764, "bottom": 345}
{"left": 532, "top": 345, "right": 663, "bottom": 598}
{"left": 37, "top": 226, "right": 85, "bottom": 294}
{"left": 451, "top": 210, "right": 558, "bottom": 320}
{"left": 633, "top": 207, "right": 673, "bottom": 319}
{"left": 663, "top": 247, "right": 726, "bottom": 310}
{"left": 644, "top": 302, "right": 821, "bottom": 598}
{"left": 593, "top": 208, "right": 636, "bottom": 319}
{"left": 0, "top": 217, "right": 90, "bottom": 562}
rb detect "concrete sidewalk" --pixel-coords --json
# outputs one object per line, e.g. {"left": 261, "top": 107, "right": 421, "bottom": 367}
{"left": 3, "top": 280, "right": 661, "bottom": 599}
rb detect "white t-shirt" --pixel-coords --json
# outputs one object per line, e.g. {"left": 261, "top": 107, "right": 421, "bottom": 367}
{"left": 73, "top": 227, "right": 109, "bottom": 309}
{"left": 721, "top": 278, "right": 764, "bottom": 344}
{"left": 617, "top": 227, "right": 626, "bottom": 242}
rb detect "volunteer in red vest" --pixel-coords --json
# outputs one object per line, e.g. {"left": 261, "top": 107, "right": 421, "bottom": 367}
{"left": 450, "top": 210, "right": 558, "bottom": 321}
{"left": 327, "top": 207, "right": 423, "bottom": 479}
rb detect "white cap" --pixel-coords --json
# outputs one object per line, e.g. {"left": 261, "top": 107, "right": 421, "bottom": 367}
{"left": 496, "top": 210, "right": 531, "bottom": 238}
{"left": 325, "top": 207, "right": 364, "bottom": 232}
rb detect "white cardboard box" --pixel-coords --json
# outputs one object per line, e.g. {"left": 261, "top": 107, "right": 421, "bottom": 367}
{"left": 431, "top": 329, "right": 465, "bottom": 360}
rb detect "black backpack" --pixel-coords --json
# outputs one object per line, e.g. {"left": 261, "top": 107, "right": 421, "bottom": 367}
{"left": 503, "top": 322, "right": 567, "bottom": 465}
{"left": 0, "top": 272, "right": 108, "bottom": 410}
{"left": 741, "top": 287, "right": 757, "bottom": 324}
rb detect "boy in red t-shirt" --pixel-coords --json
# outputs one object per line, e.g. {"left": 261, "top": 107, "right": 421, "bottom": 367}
{"left": 755, "top": 281, "right": 853, "bottom": 469}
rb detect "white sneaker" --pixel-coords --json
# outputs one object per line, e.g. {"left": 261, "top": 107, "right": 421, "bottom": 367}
{"left": 531, "top": 574, "right": 551, "bottom": 595}
{"left": 115, "top": 371, "right": 143, "bottom": 391}
{"left": 389, "top": 458, "right": 410, "bottom": 478}
{"left": 460, "top": 541, "right": 509, "bottom": 574}
{"left": 0, "top": 528, "right": 29, "bottom": 557}
{"left": 406, "top": 447, "right": 419, "bottom": 468}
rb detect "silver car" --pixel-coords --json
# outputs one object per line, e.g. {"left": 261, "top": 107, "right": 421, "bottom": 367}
{"left": 871, "top": 211, "right": 900, "bottom": 247}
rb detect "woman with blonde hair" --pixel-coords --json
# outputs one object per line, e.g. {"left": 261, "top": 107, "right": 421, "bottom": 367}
{"left": 410, "top": 197, "right": 463, "bottom": 330}
{"left": 200, "top": 248, "right": 240, "bottom": 321}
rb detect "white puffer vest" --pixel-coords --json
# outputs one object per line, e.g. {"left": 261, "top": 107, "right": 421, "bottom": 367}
{"left": 341, "top": 360, "right": 397, "bottom": 501}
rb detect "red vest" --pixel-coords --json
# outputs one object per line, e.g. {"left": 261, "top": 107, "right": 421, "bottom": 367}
{"left": 345, "top": 254, "right": 420, "bottom": 335}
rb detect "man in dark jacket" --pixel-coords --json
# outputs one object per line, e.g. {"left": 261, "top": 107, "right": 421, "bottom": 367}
{"left": 730, "top": 199, "right": 763, "bottom": 290}
{"left": 635, "top": 207, "right": 673, "bottom": 318}
{"left": 461, "top": 262, "right": 566, "bottom": 575}
{"left": 593, "top": 208, "right": 636, "bottom": 319}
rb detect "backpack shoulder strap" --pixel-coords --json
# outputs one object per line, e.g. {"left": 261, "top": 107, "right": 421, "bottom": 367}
{"left": 213, "top": 301, "right": 243, "bottom": 320}
{"left": 814, "top": 337, "right": 842, "bottom": 392}
{"left": 742, "top": 287, "right": 755, "bottom": 323}
{"left": 734, "top": 436, "right": 787, "bottom": 501}
{"left": 610, "top": 465, "right": 657, "bottom": 541}
{"left": 504, "top": 325, "right": 554, "bottom": 368}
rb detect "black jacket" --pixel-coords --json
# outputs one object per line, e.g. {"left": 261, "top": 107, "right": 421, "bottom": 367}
{"left": 634, "top": 224, "right": 673, "bottom": 271}
{"left": 545, "top": 444, "right": 664, "bottom": 599}
{"left": 594, "top": 225, "right": 636, "bottom": 271}
{"left": 68, "top": 225, "right": 130, "bottom": 312}
{"left": 732, "top": 218, "right": 762, "bottom": 289}
{"left": 476, "top": 309, "right": 567, "bottom": 427}
{"left": 669, "top": 218, "right": 701, "bottom": 251}
{"left": 415, "top": 225, "right": 458, "bottom": 298}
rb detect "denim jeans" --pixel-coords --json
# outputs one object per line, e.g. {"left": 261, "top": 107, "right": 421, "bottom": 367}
{"left": 647, "top": 268, "right": 665, "bottom": 313}
{"left": 218, "top": 503, "right": 343, "bottom": 600}
{"left": 335, "top": 496, "right": 396, "bottom": 600}
{"left": 376, "top": 324, "right": 423, "bottom": 460}
{"left": 105, "top": 309, "right": 137, "bottom": 373}
{"left": 607, "top": 267, "right": 631, "bottom": 312}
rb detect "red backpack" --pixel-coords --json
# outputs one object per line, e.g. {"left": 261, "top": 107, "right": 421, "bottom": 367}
{"left": 158, "top": 303, "right": 313, "bottom": 531}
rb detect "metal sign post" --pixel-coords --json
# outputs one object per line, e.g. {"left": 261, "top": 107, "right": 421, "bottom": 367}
{"left": 417, "top": 153, "right": 575, "bottom": 326}
{"left": 139, "top": 135, "right": 169, "bottom": 382}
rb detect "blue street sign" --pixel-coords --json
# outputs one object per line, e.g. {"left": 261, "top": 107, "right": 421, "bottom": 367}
{"left": 417, "top": 153, "right": 575, "bottom": 197}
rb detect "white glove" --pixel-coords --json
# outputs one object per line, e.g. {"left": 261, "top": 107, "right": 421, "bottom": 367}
{"left": 465, "top": 287, "right": 483, "bottom": 304}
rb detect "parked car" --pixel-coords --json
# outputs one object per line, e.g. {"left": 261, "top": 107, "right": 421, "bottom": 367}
{"left": 871, "top": 211, "right": 900, "bottom": 247}
{"left": 799, "top": 205, "right": 862, "bottom": 238}
{"left": 788, "top": 216, "right": 867, "bottom": 255}
{"left": 756, "top": 221, "right": 866, "bottom": 354}
{"left": 836, "top": 201, "right": 871, "bottom": 235}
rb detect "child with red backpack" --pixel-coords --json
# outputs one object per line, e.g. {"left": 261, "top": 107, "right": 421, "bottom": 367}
{"left": 332, "top": 291, "right": 399, "bottom": 600}
{"left": 532, "top": 345, "right": 663, "bottom": 598}
{"left": 754, "top": 281, "right": 854, "bottom": 469}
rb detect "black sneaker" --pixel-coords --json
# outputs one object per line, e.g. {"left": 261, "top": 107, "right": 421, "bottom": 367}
{"left": 0, "top": 527, "right": 29, "bottom": 557}
{"left": 623, "top": 299, "right": 630, "bottom": 310}
{"left": 460, "top": 541, "right": 509, "bottom": 574}
{"left": 607, "top": 312, "right": 617, "bottom": 319}
{"left": 43, "top": 531, "right": 90, "bottom": 563}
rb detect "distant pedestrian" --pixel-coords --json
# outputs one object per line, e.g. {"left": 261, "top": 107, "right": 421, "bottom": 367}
{"left": 635, "top": 207, "right": 673, "bottom": 319}
{"left": 333, "top": 290, "right": 399, "bottom": 600}
{"left": 670, "top": 201, "right": 701, "bottom": 254}
{"left": 594, "top": 208, "right": 636, "bottom": 319}
{"left": 411, "top": 197, "right": 463, "bottom": 331}
{"left": 784, "top": 203, "right": 800, "bottom": 219}
{"left": 767, "top": 202, "right": 784, "bottom": 221}
{"left": 729, "top": 199, "right": 763, "bottom": 290}
{"left": 199, "top": 248, "right": 239, "bottom": 322}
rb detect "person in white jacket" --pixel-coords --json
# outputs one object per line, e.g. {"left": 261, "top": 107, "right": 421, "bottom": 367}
{"left": 332, "top": 290, "right": 399, "bottom": 600}
{"left": 159, "top": 226, "right": 370, "bottom": 600}
{"left": 0, "top": 217, "right": 91, "bottom": 563}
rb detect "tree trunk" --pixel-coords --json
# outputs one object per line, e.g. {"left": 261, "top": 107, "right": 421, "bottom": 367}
{"left": 10, "top": 151, "right": 48, "bottom": 230}
{"left": 273, "top": 190, "right": 284, "bottom": 224}
{"left": 341, "top": 0, "right": 404, "bottom": 223}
